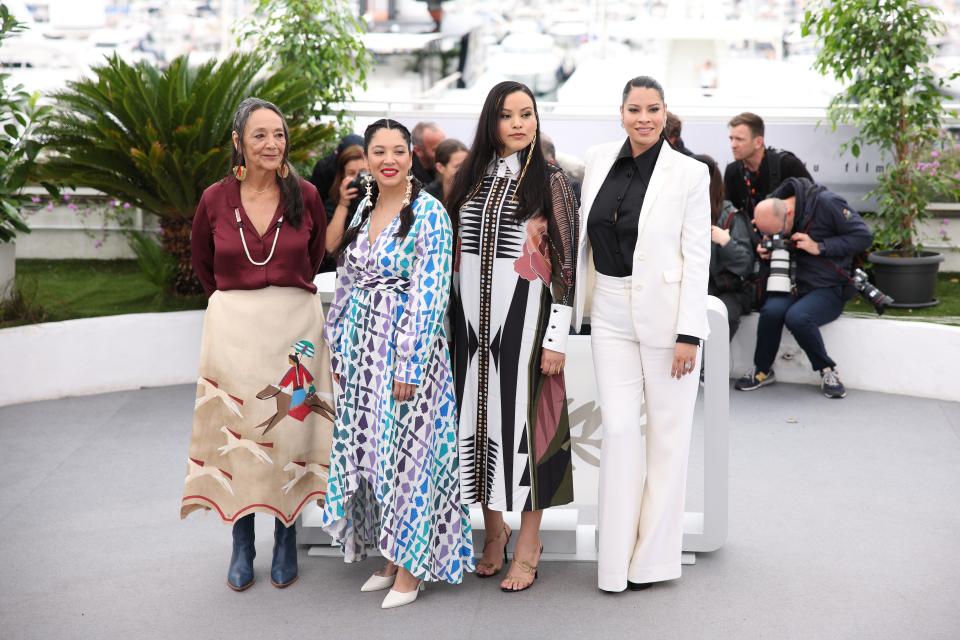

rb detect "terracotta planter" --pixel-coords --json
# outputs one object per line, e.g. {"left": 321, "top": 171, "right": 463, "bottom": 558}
{"left": 867, "top": 250, "right": 944, "bottom": 308}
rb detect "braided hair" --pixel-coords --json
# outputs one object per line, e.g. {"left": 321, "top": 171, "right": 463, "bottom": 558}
{"left": 335, "top": 119, "right": 421, "bottom": 257}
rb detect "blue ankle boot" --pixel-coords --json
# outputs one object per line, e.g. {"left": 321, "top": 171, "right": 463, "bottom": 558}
{"left": 227, "top": 513, "right": 256, "bottom": 591}
{"left": 271, "top": 518, "right": 299, "bottom": 588}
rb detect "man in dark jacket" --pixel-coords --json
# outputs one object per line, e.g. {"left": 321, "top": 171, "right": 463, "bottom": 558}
{"left": 724, "top": 112, "right": 811, "bottom": 220}
{"left": 735, "top": 177, "right": 873, "bottom": 399}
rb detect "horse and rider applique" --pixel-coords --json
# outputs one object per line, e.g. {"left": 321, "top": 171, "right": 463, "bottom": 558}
{"left": 255, "top": 340, "right": 335, "bottom": 435}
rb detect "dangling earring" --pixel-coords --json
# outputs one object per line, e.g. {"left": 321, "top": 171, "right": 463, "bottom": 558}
{"left": 364, "top": 175, "right": 373, "bottom": 200}
{"left": 233, "top": 163, "right": 247, "bottom": 182}
{"left": 401, "top": 172, "right": 413, "bottom": 208}
{"left": 277, "top": 161, "right": 290, "bottom": 179}
{"left": 515, "top": 133, "right": 537, "bottom": 189}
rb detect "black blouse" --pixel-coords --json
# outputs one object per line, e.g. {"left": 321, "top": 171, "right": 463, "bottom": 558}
{"left": 587, "top": 138, "right": 663, "bottom": 277}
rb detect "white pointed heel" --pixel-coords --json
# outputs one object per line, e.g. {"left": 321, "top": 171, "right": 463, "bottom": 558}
{"left": 360, "top": 571, "right": 397, "bottom": 592}
{"left": 381, "top": 582, "right": 424, "bottom": 609}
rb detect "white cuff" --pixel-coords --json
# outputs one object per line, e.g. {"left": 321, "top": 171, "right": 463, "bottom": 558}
{"left": 542, "top": 304, "right": 572, "bottom": 354}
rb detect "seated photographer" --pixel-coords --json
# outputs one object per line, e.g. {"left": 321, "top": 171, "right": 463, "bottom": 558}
{"left": 735, "top": 177, "right": 872, "bottom": 399}
{"left": 696, "top": 154, "right": 755, "bottom": 341}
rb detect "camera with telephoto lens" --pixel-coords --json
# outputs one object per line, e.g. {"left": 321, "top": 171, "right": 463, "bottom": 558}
{"left": 761, "top": 234, "right": 795, "bottom": 294}
{"left": 851, "top": 268, "right": 894, "bottom": 315}
{"left": 345, "top": 171, "right": 371, "bottom": 204}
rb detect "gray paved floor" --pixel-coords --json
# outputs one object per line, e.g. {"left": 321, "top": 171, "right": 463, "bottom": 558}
{"left": 0, "top": 384, "right": 958, "bottom": 640}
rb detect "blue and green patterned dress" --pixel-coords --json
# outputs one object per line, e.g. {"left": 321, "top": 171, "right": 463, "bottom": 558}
{"left": 322, "top": 190, "right": 474, "bottom": 583}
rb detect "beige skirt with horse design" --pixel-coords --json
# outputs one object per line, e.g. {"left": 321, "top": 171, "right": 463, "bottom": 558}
{"left": 180, "top": 286, "right": 335, "bottom": 525}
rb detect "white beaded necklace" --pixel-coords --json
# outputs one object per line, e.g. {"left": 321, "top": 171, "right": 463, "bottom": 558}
{"left": 234, "top": 208, "right": 283, "bottom": 267}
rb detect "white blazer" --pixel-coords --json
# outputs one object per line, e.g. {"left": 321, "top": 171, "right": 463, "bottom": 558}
{"left": 574, "top": 140, "right": 711, "bottom": 348}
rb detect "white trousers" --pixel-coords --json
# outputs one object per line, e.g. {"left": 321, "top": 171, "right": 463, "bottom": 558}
{"left": 591, "top": 273, "right": 701, "bottom": 592}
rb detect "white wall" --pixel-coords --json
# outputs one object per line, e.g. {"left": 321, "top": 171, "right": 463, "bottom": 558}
{"left": 0, "top": 311, "right": 203, "bottom": 407}
{"left": 730, "top": 314, "right": 960, "bottom": 402}
{"left": 347, "top": 107, "right": 934, "bottom": 212}
{"left": 2, "top": 308, "right": 957, "bottom": 408}
{"left": 17, "top": 192, "right": 156, "bottom": 260}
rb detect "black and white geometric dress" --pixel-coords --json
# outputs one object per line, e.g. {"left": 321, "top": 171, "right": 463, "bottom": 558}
{"left": 452, "top": 152, "right": 579, "bottom": 512}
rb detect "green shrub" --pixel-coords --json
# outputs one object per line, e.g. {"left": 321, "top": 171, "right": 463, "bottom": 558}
{"left": 803, "top": 0, "right": 958, "bottom": 254}
{"left": 0, "top": 6, "right": 52, "bottom": 243}
{"left": 236, "top": 0, "right": 371, "bottom": 148}
{"left": 127, "top": 231, "right": 177, "bottom": 297}
{"left": 0, "top": 275, "right": 48, "bottom": 327}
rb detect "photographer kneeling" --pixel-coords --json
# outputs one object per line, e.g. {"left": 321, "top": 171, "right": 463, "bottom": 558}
{"left": 735, "top": 177, "right": 872, "bottom": 399}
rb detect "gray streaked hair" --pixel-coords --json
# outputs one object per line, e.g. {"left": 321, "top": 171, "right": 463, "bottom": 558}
{"left": 229, "top": 97, "right": 304, "bottom": 228}
{"left": 411, "top": 121, "right": 440, "bottom": 147}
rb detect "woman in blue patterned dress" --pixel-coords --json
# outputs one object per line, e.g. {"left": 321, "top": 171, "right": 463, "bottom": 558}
{"left": 322, "top": 119, "right": 474, "bottom": 609}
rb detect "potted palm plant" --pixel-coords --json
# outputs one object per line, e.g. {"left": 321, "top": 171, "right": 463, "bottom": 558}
{"left": 0, "top": 6, "right": 50, "bottom": 300}
{"left": 803, "top": 0, "right": 959, "bottom": 307}
{"left": 39, "top": 53, "right": 334, "bottom": 296}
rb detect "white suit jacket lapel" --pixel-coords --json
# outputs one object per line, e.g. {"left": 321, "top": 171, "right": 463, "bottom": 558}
{"left": 580, "top": 143, "right": 621, "bottom": 239}
{"left": 634, "top": 142, "right": 675, "bottom": 242}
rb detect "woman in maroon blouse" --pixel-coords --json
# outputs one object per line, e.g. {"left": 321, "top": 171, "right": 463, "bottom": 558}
{"left": 181, "top": 97, "right": 335, "bottom": 593}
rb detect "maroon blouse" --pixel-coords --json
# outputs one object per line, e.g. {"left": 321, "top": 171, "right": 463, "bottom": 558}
{"left": 191, "top": 176, "right": 327, "bottom": 297}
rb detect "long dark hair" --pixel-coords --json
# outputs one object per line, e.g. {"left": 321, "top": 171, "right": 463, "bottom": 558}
{"left": 446, "top": 81, "right": 549, "bottom": 223}
{"left": 229, "top": 97, "right": 305, "bottom": 228}
{"left": 693, "top": 153, "right": 724, "bottom": 224}
{"left": 335, "top": 119, "right": 421, "bottom": 256}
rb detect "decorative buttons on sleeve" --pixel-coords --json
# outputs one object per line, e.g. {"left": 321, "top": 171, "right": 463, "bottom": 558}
{"left": 542, "top": 304, "right": 572, "bottom": 353}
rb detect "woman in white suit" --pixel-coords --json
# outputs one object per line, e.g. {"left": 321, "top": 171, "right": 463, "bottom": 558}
{"left": 575, "top": 76, "right": 710, "bottom": 593}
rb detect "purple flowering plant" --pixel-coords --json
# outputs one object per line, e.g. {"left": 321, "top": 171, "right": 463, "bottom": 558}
{"left": 22, "top": 193, "right": 137, "bottom": 250}
{"left": 916, "top": 136, "right": 960, "bottom": 205}
{"left": 916, "top": 134, "right": 960, "bottom": 244}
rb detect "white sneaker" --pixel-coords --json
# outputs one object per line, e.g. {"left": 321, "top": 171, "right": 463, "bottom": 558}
{"left": 360, "top": 571, "right": 396, "bottom": 592}
{"left": 381, "top": 582, "right": 424, "bottom": 609}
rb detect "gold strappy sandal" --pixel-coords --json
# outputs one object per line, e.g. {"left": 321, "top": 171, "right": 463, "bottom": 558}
{"left": 501, "top": 543, "right": 543, "bottom": 593}
{"left": 475, "top": 524, "right": 512, "bottom": 578}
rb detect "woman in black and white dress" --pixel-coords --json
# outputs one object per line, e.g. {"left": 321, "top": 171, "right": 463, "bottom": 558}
{"left": 447, "top": 81, "right": 579, "bottom": 593}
